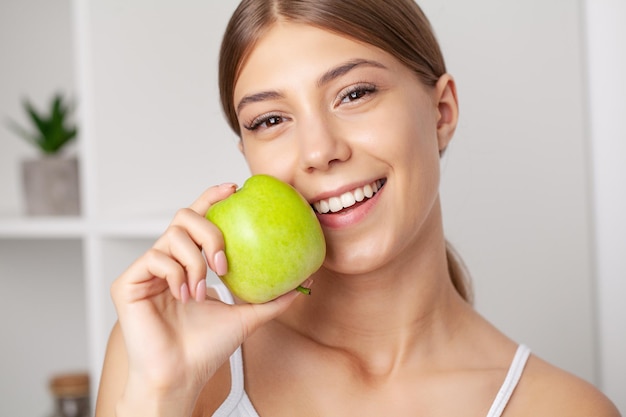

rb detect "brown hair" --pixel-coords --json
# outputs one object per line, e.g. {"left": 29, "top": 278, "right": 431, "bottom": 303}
{"left": 218, "top": 0, "right": 473, "bottom": 303}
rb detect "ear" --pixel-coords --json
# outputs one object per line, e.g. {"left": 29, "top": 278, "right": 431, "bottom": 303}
{"left": 433, "top": 74, "right": 459, "bottom": 155}
{"left": 237, "top": 139, "right": 245, "bottom": 154}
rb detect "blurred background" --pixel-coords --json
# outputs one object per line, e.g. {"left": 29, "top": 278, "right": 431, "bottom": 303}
{"left": 0, "top": 0, "right": 624, "bottom": 415}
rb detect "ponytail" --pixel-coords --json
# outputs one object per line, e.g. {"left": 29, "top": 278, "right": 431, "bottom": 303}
{"left": 445, "top": 240, "right": 473, "bottom": 304}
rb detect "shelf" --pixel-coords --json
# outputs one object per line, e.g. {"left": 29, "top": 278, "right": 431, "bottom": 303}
{"left": 96, "top": 217, "right": 170, "bottom": 239}
{"left": 0, "top": 216, "right": 170, "bottom": 240}
{"left": 0, "top": 216, "right": 85, "bottom": 239}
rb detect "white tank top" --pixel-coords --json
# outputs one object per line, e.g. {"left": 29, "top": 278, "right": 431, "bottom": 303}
{"left": 210, "top": 284, "right": 531, "bottom": 417}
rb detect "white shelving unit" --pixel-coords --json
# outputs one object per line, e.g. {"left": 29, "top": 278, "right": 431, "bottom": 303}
{"left": 0, "top": 217, "right": 86, "bottom": 238}
{"left": 0, "top": 2, "right": 244, "bottom": 415}
{"left": 0, "top": 216, "right": 176, "bottom": 239}
{"left": 0, "top": 216, "right": 168, "bottom": 405}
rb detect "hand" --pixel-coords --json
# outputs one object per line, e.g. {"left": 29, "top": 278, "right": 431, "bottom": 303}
{"left": 110, "top": 183, "right": 302, "bottom": 411}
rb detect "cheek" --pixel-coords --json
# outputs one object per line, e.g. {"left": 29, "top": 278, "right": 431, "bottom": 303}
{"left": 367, "top": 102, "right": 439, "bottom": 169}
{"left": 378, "top": 102, "right": 442, "bottom": 221}
{"left": 241, "top": 137, "right": 298, "bottom": 180}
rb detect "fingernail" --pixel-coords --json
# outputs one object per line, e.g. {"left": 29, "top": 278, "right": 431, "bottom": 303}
{"left": 220, "top": 183, "right": 238, "bottom": 192}
{"left": 180, "top": 283, "right": 190, "bottom": 304}
{"left": 214, "top": 250, "right": 228, "bottom": 276}
{"left": 195, "top": 279, "right": 207, "bottom": 302}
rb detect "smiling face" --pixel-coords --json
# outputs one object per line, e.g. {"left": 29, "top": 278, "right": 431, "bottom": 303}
{"left": 233, "top": 22, "right": 458, "bottom": 275}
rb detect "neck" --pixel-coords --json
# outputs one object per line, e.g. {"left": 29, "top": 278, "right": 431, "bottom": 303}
{"left": 279, "top": 227, "right": 470, "bottom": 377}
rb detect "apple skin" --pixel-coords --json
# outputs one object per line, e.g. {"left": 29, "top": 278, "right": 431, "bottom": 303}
{"left": 205, "top": 175, "right": 326, "bottom": 303}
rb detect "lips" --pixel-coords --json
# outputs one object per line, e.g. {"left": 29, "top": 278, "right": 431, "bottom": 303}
{"left": 312, "top": 179, "right": 386, "bottom": 214}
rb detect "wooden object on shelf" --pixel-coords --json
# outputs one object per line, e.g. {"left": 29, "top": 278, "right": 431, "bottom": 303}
{"left": 49, "top": 372, "right": 90, "bottom": 417}
{"left": 49, "top": 372, "right": 89, "bottom": 398}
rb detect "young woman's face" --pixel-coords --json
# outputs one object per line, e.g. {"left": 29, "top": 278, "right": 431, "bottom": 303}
{"left": 233, "top": 22, "right": 456, "bottom": 275}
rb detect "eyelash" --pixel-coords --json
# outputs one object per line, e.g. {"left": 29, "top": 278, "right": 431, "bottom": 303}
{"left": 242, "top": 83, "right": 378, "bottom": 132}
{"left": 243, "top": 113, "right": 286, "bottom": 132}
{"left": 336, "top": 83, "right": 377, "bottom": 106}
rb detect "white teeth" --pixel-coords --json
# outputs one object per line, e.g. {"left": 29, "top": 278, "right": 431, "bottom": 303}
{"left": 340, "top": 191, "right": 356, "bottom": 208}
{"left": 363, "top": 184, "right": 373, "bottom": 198}
{"left": 313, "top": 180, "right": 384, "bottom": 214}
{"left": 354, "top": 187, "right": 364, "bottom": 202}
{"left": 329, "top": 197, "right": 343, "bottom": 213}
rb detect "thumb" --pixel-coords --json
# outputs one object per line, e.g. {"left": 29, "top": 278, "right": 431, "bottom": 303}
{"left": 237, "top": 287, "right": 304, "bottom": 338}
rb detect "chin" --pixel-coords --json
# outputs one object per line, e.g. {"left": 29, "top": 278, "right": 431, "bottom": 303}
{"left": 323, "top": 239, "right": 392, "bottom": 276}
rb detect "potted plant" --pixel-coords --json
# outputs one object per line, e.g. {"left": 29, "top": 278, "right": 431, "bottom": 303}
{"left": 5, "top": 93, "right": 80, "bottom": 216}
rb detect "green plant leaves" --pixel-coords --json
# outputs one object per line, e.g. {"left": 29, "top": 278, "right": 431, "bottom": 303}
{"left": 5, "top": 92, "right": 78, "bottom": 154}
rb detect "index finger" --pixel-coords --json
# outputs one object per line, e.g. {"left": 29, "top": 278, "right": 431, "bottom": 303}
{"left": 189, "top": 182, "right": 238, "bottom": 216}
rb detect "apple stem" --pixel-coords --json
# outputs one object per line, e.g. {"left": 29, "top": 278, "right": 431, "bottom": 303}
{"left": 296, "top": 285, "right": 311, "bottom": 296}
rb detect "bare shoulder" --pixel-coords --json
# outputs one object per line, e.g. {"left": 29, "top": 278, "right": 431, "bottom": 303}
{"left": 508, "top": 353, "right": 621, "bottom": 416}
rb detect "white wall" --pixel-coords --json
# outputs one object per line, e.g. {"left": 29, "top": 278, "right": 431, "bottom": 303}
{"left": 0, "top": 0, "right": 77, "bottom": 216}
{"left": 85, "top": 1, "right": 248, "bottom": 220}
{"left": 584, "top": 0, "right": 626, "bottom": 411}
{"left": 424, "top": 0, "right": 598, "bottom": 382}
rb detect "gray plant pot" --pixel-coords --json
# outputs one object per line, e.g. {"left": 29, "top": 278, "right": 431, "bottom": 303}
{"left": 22, "top": 156, "right": 81, "bottom": 216}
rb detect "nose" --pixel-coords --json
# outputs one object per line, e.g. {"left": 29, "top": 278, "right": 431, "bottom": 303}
{"left": 297, "top": 114, "right": 351, "bottom": 172}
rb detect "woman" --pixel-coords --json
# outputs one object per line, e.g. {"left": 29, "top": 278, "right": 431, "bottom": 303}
{"left": 96, "top": 1, "right": 620, "bottom": 416}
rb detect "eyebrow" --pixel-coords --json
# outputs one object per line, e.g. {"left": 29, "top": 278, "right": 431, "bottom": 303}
{"left": 317, "top": 58, "right": 387, "bottom": 87}
{"left": 236, "top": 91, "right": 283, "bottom": 115}
{"left": 236, "top": 58, "right": 387, "bottom": 115}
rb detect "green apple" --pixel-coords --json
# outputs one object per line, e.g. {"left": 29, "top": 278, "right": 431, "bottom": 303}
{"left": 205, "top": 174, "right": 326, "bottom": 303}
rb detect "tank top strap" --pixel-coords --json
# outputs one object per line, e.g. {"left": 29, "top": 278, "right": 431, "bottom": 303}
{"left": 485, "top": 344, "right": 531, "bottom": 417}
{"left": 210, "top": 284, "right": 246, "bottom": 416}
{"left": 212, "top": 282, "right": 235, "bottom": 305}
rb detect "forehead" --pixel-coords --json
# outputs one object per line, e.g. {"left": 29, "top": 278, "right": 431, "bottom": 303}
{"left": 233, "top": 22, "right": 397, "bottom": 101}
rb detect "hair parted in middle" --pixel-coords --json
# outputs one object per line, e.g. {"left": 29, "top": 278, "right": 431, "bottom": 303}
{"left": 219, "top": 0, "right": 447, "bottom": 136}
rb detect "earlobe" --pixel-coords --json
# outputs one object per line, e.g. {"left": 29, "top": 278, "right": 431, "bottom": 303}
{"left": 237, "top": 140, "right": 245, "bottom": 154}
{"left": 434, "top": 74, "right": 459, "bottom": 154}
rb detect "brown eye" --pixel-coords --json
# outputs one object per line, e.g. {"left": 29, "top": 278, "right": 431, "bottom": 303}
{"left": 347, "top": 90, "right": 367, "bottom": 101}
{"left": 265, "top": 116, "right": 283, "bottom": 126}
{"left": 338, "top": 84, "right": 377, "bottom": 105}
{"left": 244, "top": 114, "right": 285, "bottom": 131}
